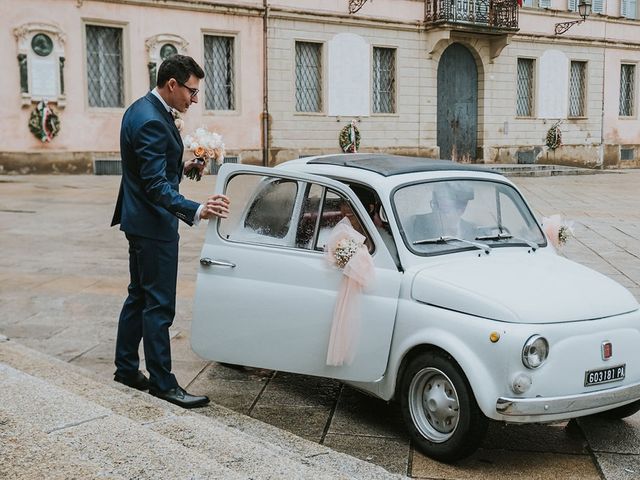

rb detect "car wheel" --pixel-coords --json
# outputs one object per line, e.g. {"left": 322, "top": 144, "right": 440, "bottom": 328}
{"left": 400, "top": 351, "right": 488, "bottom": 462}
{"left": 596, "top": 399, "right": 640, "bottom": 420}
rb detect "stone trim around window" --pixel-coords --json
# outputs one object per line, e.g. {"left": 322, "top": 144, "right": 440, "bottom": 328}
{"left": 13, "top": 22, "right": 66, "bottom": 108}
{"left": 145, "top": 34, "right": 189, "bottom": 91}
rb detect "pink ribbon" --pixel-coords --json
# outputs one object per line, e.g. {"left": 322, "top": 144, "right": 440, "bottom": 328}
{"left": 324, "top": 218, "right": 375, "bottom": 366}
{"left": 541, "top": 214, "right": 562, "bottom": 248}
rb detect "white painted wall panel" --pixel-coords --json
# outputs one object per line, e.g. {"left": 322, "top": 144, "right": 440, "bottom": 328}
{"left": 327, "top": 33, "right": 370, "bottom": 117}
{"left": 538, "top": 49, "right": 569, "bottom": 119}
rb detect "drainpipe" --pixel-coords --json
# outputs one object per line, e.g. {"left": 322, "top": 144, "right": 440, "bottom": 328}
{"left": 262, "top": 0, "right": 270, "bottom": 167}
{"left": 598, "top": 22, "right": 607, "bottom": 170}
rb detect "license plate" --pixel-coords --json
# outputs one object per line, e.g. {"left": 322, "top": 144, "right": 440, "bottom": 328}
{"left": 584, "top": 364, "right": 626, "bottom": 387}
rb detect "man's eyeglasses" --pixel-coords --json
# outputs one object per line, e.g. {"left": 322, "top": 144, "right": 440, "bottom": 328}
{"left": 177, "top": 81, "right": 199, "bottom": 99}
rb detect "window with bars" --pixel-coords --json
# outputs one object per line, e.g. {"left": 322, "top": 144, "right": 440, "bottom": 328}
{"left": 372, "top": 47, "right": 396, "bottom": 114}
{"left": 568, "top": 61, "right": 587, "bottom": 117}
{"left": 204, "top": 35, "right": 235, "bottom": 111}
{"left": 86, "top": 25, "right": 124, "bottom": 108}
{"left": 620, "top": 64, "right": 636, "bottom": 116}
{"left": 516, "top": 58, "right": 535, "bottom": 117}
{"left": 295, "top": 42, "right": 322, "bottom": 113}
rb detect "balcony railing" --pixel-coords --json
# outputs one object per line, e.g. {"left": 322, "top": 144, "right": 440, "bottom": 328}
{"left": 425, "top": 0, "right": 519, "bottom": 30}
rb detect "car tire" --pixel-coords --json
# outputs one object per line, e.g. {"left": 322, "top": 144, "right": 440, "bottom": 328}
{"left": 399, "top": 351, "right": 488, "bottom": 463}
{"left": 596, "top": 399, "right": 640, "bottom": 420}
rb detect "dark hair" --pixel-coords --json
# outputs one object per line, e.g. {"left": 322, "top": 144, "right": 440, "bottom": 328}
{"left": 156, "top": 54, "right": 204, "bottom": 87}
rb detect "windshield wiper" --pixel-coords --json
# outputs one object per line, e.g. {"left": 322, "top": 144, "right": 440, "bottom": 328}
{"left": 475, "top": 233, "right": 539, "bottom": 251}
{"left": 413, "top": 236, "right": 491, "bottom": 254}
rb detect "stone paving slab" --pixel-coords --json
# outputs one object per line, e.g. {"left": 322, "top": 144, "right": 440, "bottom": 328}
{"left": 2, "top": 172, "right": 640, "bottom": 478}
{"left": 591, "top": 454, "right": 640, "bottom": 480}
{"left": 410, "top": 448, "right": 601, "bottom": 479}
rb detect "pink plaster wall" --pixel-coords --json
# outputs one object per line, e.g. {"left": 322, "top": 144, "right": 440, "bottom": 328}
{"left": 1, "top": 0, "right": 263, "bottom": 154}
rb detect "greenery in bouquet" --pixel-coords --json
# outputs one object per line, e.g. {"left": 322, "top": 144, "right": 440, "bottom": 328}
{"left": 183, "top": 127, "right": 225, "bottom": 181}
{"left": 558, "top": 225, "right": 572, "bottom": 245}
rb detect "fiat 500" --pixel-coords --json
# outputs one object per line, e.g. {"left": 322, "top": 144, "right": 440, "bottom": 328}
{"left": 191, "top": 154, "right": 640, "bottom": 462}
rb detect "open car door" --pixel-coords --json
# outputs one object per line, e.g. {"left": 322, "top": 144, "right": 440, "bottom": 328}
{"left": 191, "top": 164, "right": 402, "bottom": 382}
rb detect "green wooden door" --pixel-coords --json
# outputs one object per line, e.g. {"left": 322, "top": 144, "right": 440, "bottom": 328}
{"left": 437, "top": 43, "right": 478, "bottom": 161}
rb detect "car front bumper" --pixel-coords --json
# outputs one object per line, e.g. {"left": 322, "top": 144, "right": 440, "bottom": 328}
{"left": 496, "top": 380, "right": 640, "bottom": 417}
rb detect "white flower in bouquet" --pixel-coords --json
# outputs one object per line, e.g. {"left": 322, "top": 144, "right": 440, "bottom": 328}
{"left": 334, "top": 238, "right": 360, "bottom": 268}
{"left": 183, "top": 126, "right": 226, "bottom": 180}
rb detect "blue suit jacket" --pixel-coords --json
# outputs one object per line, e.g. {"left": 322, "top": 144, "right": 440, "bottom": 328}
{"left": 111, "top": 92, "right": 200, "bottom": 241}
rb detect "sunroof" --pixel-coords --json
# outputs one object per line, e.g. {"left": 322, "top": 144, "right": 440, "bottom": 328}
{"left": 307, "top": 154, "right": 499, "bottom": 177}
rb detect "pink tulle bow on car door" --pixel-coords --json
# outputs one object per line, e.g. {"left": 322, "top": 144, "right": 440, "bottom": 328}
{"left": 324, "top": 218, "right": 375, "bottom": 366}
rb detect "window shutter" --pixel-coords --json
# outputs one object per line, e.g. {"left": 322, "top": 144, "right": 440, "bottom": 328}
{"left": 622, "top": 0, "right": 637, "bottom": 18}
{"left": 592, "top": 0, "right": 605, "bottom": 13}
{"left": 523, "top": 0, "right": 533, "bottom": 6}
{"left": 567, "top": 0, "right": 577, "bottom": 11}
{"left": 539, "top": 0, "right": 551, "bottom": 8}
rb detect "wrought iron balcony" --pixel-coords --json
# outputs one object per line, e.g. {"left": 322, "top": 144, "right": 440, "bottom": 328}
{"left": 425, "top": 0, "right": 519, "bottom": 31}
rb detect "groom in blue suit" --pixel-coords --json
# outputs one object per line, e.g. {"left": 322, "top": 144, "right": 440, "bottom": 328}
{"left": 111, "top": 55, "right": 229, "bottom": 408}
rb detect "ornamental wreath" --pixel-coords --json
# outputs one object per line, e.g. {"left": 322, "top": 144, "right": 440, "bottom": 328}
{"left": 545, "top": 121, "right": 562, "bottom": 150}
{"left": 29, "top": 101, "right": 60, "bottom": 143}
{"left": 339, "top": 121, "right": 361, "bottom": 153}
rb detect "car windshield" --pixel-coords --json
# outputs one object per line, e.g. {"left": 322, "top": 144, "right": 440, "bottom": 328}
{"left": 393, "top": 179, "right": 546, "bottom": 255}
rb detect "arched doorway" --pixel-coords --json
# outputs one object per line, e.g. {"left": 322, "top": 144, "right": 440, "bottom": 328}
{"left": 437, "top": 43, "right": 478, "bottom": 161}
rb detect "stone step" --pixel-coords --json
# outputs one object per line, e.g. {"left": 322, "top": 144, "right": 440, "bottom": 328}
{"left": 0, "top": 363, "right": 247, "bottom": 479}
{"left": 0, "top": 408, "right": 110, "bottom": 480}
{"left": 481, "top": 164, "right": 609, "bottom": 177}
{"left": 0, "top": 338, "right": 403, "bottom": 479}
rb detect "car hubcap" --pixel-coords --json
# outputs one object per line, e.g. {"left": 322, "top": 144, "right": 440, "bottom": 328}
{"left": 408, "top": 367, "right": 460, "bottom": 442}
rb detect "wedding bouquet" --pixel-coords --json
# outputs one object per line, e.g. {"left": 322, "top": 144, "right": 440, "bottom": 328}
{"left": 541, "top": 214, "right": 574, "bottom": 248}
{"left": 183, "top": 127, "right": 225, "bottom": 181}
{"left": 333, "top": 238, "right": 360, "bottom": 268}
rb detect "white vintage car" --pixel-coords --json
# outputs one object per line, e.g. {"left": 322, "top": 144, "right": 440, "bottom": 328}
{"left": 192, "top": 154, "right": 640, "bottom": 462}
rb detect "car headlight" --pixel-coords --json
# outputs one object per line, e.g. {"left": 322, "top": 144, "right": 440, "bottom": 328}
{"left": 522, "top": 335, "right": 549, "bottom": 369}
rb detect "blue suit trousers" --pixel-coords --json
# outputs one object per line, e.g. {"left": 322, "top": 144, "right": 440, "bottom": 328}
{"left": 115, "top": 233, "right": 179, "bottom": 391}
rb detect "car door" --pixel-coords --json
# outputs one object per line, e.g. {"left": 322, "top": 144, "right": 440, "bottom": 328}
{"left": 191, "top": 164, "right": 402, "bottom": 382}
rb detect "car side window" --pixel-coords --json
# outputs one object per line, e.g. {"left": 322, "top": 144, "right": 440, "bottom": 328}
{"left": 314, "top": 189, "right": 373, "bottom": 253}
{"left": 219, "top": 174, "right": 298, "bottom": 247}
{"left": 295, "top": 183, "right": 323, "bottom": 249}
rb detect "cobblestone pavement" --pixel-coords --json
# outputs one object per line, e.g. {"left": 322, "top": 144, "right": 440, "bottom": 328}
{"left": 1, "top": 171, "right": 639, "bottom": 479}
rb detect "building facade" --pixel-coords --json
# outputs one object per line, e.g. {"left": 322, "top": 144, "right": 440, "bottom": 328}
{"left": 1, "top": 0, "right": 639, "bottom": 173}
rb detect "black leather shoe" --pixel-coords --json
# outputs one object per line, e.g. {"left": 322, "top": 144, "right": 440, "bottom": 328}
{"left": 114, "top": 370, "right": 150, "bottom": 391}
{"left": 149, "top": 386, "right": 210, "bottom": 409}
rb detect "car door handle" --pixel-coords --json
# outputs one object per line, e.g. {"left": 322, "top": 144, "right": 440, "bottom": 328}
{"left": 200, "top": 257, "right": 236, "bottom": 268}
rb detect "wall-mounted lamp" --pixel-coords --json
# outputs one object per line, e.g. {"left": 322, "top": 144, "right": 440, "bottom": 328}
{"left": 348, "top": 0, "right": 369, "bottom": 14}
{"left": 554, "top": 0, "right": 592, "bottom": 34}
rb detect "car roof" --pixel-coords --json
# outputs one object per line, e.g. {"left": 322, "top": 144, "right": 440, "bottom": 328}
{"left": 303, "top": 154, "right": 501, "bottom": 177}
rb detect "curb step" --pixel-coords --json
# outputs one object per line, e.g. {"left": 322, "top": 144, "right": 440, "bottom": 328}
{"left": 0, "top": 409, "right": 110, "bottom": 480}
{"left": 0, "top": 363, "right": 247, "bottom": 480}
{"left": 482, "top": 164, "right": 613, "bottom": 177}
{"left": 0, "top": 338, "right": 404, "bottom": 479}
